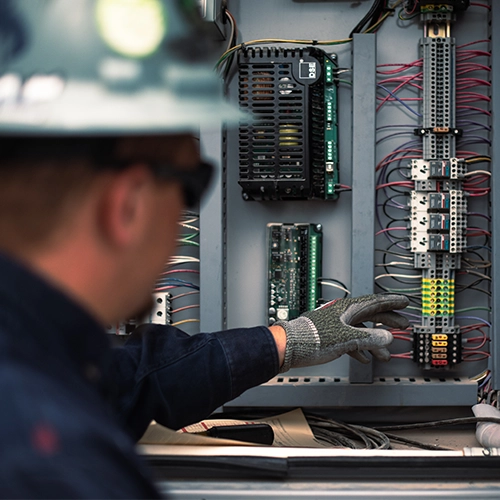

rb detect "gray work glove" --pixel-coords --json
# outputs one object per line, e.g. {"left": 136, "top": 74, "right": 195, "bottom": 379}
{"left": 275, "top": 294, "right": 409, "bottom": 373}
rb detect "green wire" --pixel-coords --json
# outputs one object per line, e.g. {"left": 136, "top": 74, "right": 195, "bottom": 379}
{"left": 179, "top": 232, "right": 198, "bottom": 241}
{"left": 177, "top": 240, "right": 199, "bottom": 247}
{"left": 335, "top": 79, "right": 352, "bottom": 86}
{"left": 455, "top": 307, "right": 491, "bottom": 314}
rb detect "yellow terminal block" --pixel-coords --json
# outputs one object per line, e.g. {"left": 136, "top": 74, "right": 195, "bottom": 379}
{"left": 422, "top": 278, "right": 455, "bottom": 317}
{"left": 432, "top": 341, "right": 448, "bottom": 347}
{"left": 432, "top": 334, "right": 448, "bottom": 341}
{"left": 432, "top": 353, "right": 448, "bottom": 359}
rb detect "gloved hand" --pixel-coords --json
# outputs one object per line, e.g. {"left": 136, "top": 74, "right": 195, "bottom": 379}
{"left": 275, "top": 294, "right": 409, "bottom": 373}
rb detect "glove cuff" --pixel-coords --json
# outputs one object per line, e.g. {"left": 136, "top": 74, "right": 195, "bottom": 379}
{"left": 275, "top": 317, "right": 320, "bottom": 373}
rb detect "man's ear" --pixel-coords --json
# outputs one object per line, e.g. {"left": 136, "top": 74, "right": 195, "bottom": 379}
{"left": 97, "top": 164, "right": 153, "bottom": 249}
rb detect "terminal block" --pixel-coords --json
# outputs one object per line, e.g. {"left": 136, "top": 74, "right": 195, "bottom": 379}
{"left": 422, "top": 277, "right": 455, "bottom": 317}
{"left": 414, "top": 252, "right": 461, "bottom": 270}
{"left": 413, "top": 0, "right": 470, "bottom": 12}
{"left": 267, "top": 223, "right": 323, "bottom": 325}
{"left": 413, "top": 325, "right": 462, "bottom": 369}
{"left": 107, "top": 292, "right": 172, "bottom": 335}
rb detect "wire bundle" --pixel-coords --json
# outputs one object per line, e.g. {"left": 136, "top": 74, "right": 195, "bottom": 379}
{"left": 306, "top": 414, "right": 391, "bottom": 449}
{"left": 215, "top": 1, "right": 403, "bottom": 74}
{"left": 155, "top": 211, "right": 201, "bottom": 330}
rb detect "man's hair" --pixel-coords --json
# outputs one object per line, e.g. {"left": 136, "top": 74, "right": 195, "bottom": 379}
{"left": 0, "top": 155, "right": 98, "bottom": 252}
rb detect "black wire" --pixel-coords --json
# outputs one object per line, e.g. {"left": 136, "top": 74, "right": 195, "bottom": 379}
{"left": 383, "top": 432, "right": 453, "bottom": 451}
{"left": 462, "top": 250, "right": 491, "bottom": 268}
{"left": 386, "top": 164, "right": 411, "bottom": 182}
{"left": 375, "top": 416, "right": 500, "bottom": 431}
{"left": 455, "top": 278, "right": 492, "bottom": 297}
{"left": 349, "top": 0, "right": 385, "bottom": 37}
{"left": 387, "top": 217, "right": 409, "bottom": 227}
{"left": 375, "top": 248, "right": 413, "bottom": 259}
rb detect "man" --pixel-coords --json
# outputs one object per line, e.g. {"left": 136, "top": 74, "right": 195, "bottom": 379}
{"left": 0, "top": 0, "right": 409, "bottom": 497}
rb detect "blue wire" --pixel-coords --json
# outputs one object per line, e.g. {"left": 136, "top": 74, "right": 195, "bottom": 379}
{"left": 466, "top": 245, "right": 491, "bottom": 252}
{"left": 377, "top": 84, "right": 422, "bottom": 117}
{"left": 156, "top": 277, "right": 200, "bottom": 290}
{"left": 479, "top": 373, "right": 491, "bottom": 389}
{"left": 455, "top": 316, "right": 492, "bottom": 328}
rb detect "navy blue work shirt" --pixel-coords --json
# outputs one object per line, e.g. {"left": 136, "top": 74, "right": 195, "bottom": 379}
{"left": 0, "top": 253, "right": 280, "bottom": 498}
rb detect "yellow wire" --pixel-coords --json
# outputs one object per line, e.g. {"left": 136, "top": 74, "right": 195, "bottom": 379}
{"left": 216, "top": 1, "right": 403, "bottom": 70}
{"left": 171, "top": 319, "right": 201, "bottom": 327}
{"left": 216, "top": 37, "right": 352, "bottom": 68}
{"left": 365, "top": 0, "right": 404, "bottom": 33}
{"left": 465, "top": 157, "right": 491, "bottom": 164}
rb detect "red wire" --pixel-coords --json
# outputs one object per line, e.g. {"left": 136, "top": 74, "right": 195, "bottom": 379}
{"left": 377, "top": 60, "right": 422, "bottom": 75}
{"left": 376, "top": 148, "right": 423, "bottom": 171}
{"left": 469, "top": 2, "right": 491, "bottom": 9}
{"left": 457, "top": 40, "right": 490, "bottom": 49}
{"left": 456, "top": 105, "right": 491, "bottom": 117}
{"left": 171, "top": 291, "right": 200, "bottom": 301}
{"left": 393, "top": 335, "right": 413, "bottom": 342}
{"left": 159, "top": 269, "right": 200, "bottom": 276}
{"left": 464, "top": 175, "right": 490, "bottom": 187}
{"left": 171, "top": 304, "right": 200, "bottom": 314}
{"left": 375, "top": 227, "right": 408, "bottom": 236}
{"left": 377, "top": 72, "right": 423, "bottom": 111}
{"left": 376, "top": 181, "right": 414, "bottom": 190}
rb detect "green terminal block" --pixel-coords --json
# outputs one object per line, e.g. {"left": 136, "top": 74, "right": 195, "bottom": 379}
{"left": 324, "top": 56, "right": 339, "bottom": 200}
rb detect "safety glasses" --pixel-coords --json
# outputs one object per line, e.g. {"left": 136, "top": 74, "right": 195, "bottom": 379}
{"left": 151, "top": 160, "right": 214, "bottom": 208}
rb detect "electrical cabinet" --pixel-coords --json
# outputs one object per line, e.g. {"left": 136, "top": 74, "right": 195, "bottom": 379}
{"left": 197, "top": 0, "right": 496, "bottom": 415}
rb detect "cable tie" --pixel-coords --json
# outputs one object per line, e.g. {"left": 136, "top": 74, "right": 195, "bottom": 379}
{"left": 312, "top": 40, "right": 318, "bottom": 45}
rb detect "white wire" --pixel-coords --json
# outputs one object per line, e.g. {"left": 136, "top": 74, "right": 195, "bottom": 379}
{"left": 319, "top": 281, "right": 351, "bottom": 295}
{"left": 374, "top": 250, "right": 413, "bottom": 260}
{"left": 376, "top": 261, "right": 414, "bottom": 267}
{"left": 179, "top": 223, "right": 199, "bottom": 232}
{"left": 225, "top": 10, "right": 236, "bottom": 54}
{"left": 375, "top": 273, "right": 422, "bottom": 280}
{"left": 464, "top": 170, "right": 491, "bottom": 177}
{"left": 167, "top": 256, "right": 200, "bottom": 266}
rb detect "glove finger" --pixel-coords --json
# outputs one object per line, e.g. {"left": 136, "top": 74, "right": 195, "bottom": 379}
{"left": 344, "top": 294, "right": 410, "bottom": 325}
{"left": 348, "top": 350, "right": 371, "bottom": 364}
{"left": 369, "top": 347, "right": 391, "bottom": 362}
{"left": 370, "top": 311, "right": 409, "bottom": 329}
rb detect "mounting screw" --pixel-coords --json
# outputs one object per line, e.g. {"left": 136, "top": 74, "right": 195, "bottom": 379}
{"left": 242, "top": 192, "right": 249, "bottom": 201}
{"left": 315, "top": 224, "right": 322, "bottom": 232}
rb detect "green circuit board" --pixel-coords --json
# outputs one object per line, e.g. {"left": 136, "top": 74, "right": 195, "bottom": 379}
{"left": 267, "top": 223, "right": 323, "bottom": 325}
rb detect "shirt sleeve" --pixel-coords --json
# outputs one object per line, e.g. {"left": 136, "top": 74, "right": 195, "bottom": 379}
{"left": 109, "top": 325, "right": 280, "bottom": 441}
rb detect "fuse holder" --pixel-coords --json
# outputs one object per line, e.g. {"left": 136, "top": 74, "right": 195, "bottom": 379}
{"left": 432, "top": 359, "right": 448, "bottom": 366}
